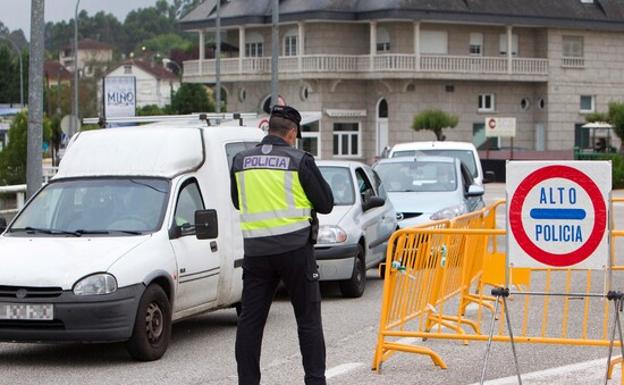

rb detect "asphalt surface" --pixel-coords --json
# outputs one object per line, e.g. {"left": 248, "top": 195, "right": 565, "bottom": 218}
{"left": 2, "top": 183, "right": 624, "bottom": 385}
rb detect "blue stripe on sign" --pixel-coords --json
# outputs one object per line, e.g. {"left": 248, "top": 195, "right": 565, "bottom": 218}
{"left": 529, "top": 208, "right": 586, "bottom": 220}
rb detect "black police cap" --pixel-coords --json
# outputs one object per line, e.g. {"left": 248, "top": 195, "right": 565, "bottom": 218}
{"left": 270, "top": 105, "right": 302, "bottom": 138}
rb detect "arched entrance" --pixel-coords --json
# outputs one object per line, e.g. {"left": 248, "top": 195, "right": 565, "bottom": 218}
{"left": 376, "top": 98, "right": 389, "bottom": 156}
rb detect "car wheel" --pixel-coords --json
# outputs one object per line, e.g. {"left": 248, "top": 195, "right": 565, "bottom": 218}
{"left": 339, "top": 246, "right": 366, "bottom": 298}
{"left": 126, "top": 284, "right": 172, "bottom": 361}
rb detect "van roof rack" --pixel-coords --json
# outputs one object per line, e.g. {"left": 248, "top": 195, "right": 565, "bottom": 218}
{"left": 83, "top": 112, "right": 258, "bottom": 127}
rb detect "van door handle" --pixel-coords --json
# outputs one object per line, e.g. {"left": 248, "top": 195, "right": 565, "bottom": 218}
{"left": 210, "top": 241, "right": 218, "bottom": 252}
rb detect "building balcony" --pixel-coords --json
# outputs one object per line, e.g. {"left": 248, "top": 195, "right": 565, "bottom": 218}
{"left": 183, "top": 54, "right": 549, "bottom": 83}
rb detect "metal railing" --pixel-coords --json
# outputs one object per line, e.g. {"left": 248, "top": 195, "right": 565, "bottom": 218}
{"left": 561, "top": 56, "right": 585, "bottom": 68}
{"left": 184, "top": 54, "right": 549, "bottom": 78}
{"left": 0, "top": 184, "right": 26, "bottom": 216}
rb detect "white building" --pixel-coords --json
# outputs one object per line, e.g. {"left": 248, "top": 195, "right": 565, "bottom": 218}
{"left": 104, "top": 60, "right": 181, "bottom": 108}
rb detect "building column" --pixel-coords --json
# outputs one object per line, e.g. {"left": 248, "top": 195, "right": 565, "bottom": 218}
{"left": 198, "top": 29, "right": 205, "bottom": 75}
{"left": 414, "top": 21, "right": 420, "bottom": 71}
{"left": 507, "top": 25, "right": 513, "bottom": 74}
{"left": 298, "top": 21, "right": 305, "bottom": 72}
{"left": 369, "top": 21, "right": 377, "bottom": 71}
{"left": 239, "top": 26, "right": 245, "bottom": 74}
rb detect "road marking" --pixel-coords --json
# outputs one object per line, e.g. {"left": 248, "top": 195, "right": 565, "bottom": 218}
{"left": 468, "top": 357, "right": 621, "bottom": 385}
{"left": 326, "top": 362, "right": 364, "bottom": 379}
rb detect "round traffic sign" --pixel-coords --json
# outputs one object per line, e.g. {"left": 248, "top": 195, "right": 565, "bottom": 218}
{"left": 508, "top": 165, "right": 607, "bottom": 267}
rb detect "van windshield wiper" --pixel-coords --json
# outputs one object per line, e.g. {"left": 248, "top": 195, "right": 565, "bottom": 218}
{"left": 74, "top": 229, "right": 144, "bottom": 236}
{"left": 10, "top": 227, "right": 81, "bottom": 236}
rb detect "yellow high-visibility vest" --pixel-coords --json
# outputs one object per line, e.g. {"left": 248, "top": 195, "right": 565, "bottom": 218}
{"left": 235, "top": 152, "right": 313, "bottom": 239}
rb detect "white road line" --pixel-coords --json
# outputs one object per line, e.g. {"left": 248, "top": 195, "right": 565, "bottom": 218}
{"left": 325, "top": 362, "right": 365, "bottom": 379}
{"left": 467, "top": 357, "right": 620, "bottom": 385}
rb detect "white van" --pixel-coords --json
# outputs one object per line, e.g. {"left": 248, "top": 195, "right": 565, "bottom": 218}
{"left": 0, "top": 118, "right": 263, "bottom": 361}
{"left": 387, "top": 141, "right": 485, "bottom": 185}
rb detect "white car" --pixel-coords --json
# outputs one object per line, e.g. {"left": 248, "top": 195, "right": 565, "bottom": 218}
{"left": 387, "top": 141, "right": 485, "bottom": 185}
{"left": 373, "top": 156, "right": 485, "bottom": 228}
{"left": 0, "top": 118, "right": 264, "bottom": 361}
{"left": 315, "top": 161, "right": 397, "bottom": 297}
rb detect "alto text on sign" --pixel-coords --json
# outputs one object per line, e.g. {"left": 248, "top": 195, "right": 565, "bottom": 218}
{"left": 506, "top": 161, "right": 611, "bottom": 269}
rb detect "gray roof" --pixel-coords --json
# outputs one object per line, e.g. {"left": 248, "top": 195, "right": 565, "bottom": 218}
{"left": 180, "top": 0, "right": 624, "bottom": 31}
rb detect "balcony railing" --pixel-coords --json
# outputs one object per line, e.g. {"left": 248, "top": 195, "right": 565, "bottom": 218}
{"left": 561, "top": 56, "right": 585, "bottom": 69}
{"left": 184, "top": 54, "right": 549, "bottom": 79}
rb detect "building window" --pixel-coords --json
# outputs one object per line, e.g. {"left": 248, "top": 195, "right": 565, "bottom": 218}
{"left": 124, "top": 64, "right": 132, "bottom": 74}
{"left": 478, "top": 94, "right": 495, "bottom": 112}
{"left": 332, "top": 122, "right": 360, "bottom": 157}
{"left": 469, "top": 33, "right": 483, "bottom": 56}
{"left": 520, "top": 98, "right": 531, "bottom": 111}
{"left": 238, "top": 88, "right": 246, "bottom": 103}
{"left": 580, "top": 95, "right": 595, "bottom": 113}
{"left": 300, "top": 85, "right": 310, "bottom": 101}
{"left": 538, "top": 97, "right": 546, "bottom": 109}
{"left": 283, "top": 30, "right": 297, "bottom": 57}
{"left": 498, "top": 34, "right": 518, "bottom": 56}
{"left": 420, "top": 30, "right": 448, "bottom": 54}
{"left": 245, "top": 32, "right": 264, "bottom": 57}
{"left": 298, "top": 122, "right": 321, "bottom": 158}
{"left": 376, "top": 27, "right": 391, "bottom": 52}
{"left": 563, "top": 35, "right": 584, "bottom": 57}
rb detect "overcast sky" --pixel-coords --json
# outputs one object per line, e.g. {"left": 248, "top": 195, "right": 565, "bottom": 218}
{"left": 1, "top": 0, "right": 161, "bottom": 34}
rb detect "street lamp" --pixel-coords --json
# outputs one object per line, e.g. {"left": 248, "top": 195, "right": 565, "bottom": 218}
{"left": 0, "top": 35, "right": 24, "bottom": 106}
{"left": 71, "top": 0, "right": 81, "bottom": 137}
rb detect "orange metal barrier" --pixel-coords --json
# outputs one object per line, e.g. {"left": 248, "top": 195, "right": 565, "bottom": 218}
{"left": 372, "top": 199, "right": 624, "bottom": 384}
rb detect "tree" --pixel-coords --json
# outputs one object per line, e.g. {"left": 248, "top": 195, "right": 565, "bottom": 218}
{"left": 0, "top": 111, "right": 51, "bottom": 185}
{"left": 170, "top": 83, "right": 214, "bottom": 114}
{"left": 608, "top": 102, "right": 624, "bottom": 152}
{"left": 411, "top": 109, "right": 459, "bottom": 141}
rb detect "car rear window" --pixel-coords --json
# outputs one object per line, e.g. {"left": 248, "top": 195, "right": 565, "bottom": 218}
{"left": 392, "top": 149, "right": 477, "bottom": 178}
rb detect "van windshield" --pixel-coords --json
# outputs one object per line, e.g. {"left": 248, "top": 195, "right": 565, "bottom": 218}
{"left": 8, "top": 178, "right": 170, "bottom": 236}
{"left": 391, "top": 149, "right": 477, "bottom": 178}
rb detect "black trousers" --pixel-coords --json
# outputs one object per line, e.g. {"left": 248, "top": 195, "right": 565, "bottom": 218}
{"left": 235, "top": 243, "right": 327, "bottom": 385}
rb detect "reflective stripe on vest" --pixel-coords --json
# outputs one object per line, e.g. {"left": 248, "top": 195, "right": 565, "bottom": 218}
{"left": 236, "top": 168, "right": 313, "bottom": 239}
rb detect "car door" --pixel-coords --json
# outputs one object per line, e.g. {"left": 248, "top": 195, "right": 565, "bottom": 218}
{"left": 367, "top": 167, "right": 397, "bottom": 249}
{"left": 354, "top": 167, "right": 385, "bottom": 266}
{"left": 170, "top": 177, "right": 220, "bottom": 312}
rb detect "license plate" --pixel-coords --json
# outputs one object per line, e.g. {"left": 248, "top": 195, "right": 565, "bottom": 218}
{"left": 0, "top": 303, "right": 54, "bottom": 321}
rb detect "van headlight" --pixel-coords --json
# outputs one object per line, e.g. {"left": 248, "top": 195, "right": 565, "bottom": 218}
{"left": 430, "top": 204, "right": 467, "bottom": 221}
{"left": 73, "top": 273, "right": 118, "bottom": 295}
{"left": 317, "top": 226, "right": 347, "bottom": 244}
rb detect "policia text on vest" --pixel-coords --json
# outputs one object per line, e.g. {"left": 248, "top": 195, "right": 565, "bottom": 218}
{"left": 230, "top": 133, "right": 334, "bottom": 385}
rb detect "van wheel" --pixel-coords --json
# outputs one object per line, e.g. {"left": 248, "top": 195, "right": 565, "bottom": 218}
{"left": 339, "top": 246, "right": 366, "bottom": 298}
{"left": 126, "top": 284, "right": 172, "bottom": 361}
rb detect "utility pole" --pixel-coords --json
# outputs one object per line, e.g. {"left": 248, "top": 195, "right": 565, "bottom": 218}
{"left": 215, "top": 0, "right": 221, "bottom": 113}
{"left": 70, "top": 0, "right": 81, "bottom": 137}
{"left": 27, "top": 0, "right": 45, "bottom": 198}
{"left": 271, "top": 0, "right": 279, "bottom": 108}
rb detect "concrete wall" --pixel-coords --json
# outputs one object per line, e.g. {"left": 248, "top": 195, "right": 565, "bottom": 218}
{"left": 546, "top": 28, "right": 624, "bottom": 150}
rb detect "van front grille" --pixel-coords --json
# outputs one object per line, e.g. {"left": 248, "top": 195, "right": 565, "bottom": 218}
{"left": 0, "top": 286, "right": 63, "bottom": 299}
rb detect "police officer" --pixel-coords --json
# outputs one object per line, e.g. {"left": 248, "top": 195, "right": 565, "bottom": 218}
{"left": 230, "top": 105, "right": 334, "bottom": 385}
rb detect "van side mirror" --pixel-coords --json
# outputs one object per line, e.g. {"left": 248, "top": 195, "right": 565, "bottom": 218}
{"left": 0, "top": 217, "right": 6, "bottom": 233}
{"left": 466, "top": 184, "right": 485, "bottom": 197}
{"left": 195, "top": 209, "right": 218, "bottom": 240}
{"left": 362, "top": 196, "right": 385, "bottom": 212}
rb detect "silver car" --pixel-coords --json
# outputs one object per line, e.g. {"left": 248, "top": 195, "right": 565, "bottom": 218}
{"left": 373, "top": 156, "right": 485, "bottom": 228}
{"left": 315, "top": 161, "right": 397, "bottom": 298}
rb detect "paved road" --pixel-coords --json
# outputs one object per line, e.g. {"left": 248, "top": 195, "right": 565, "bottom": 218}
{"left": 2, "top": 184, "right": 624, "bottom": 385}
